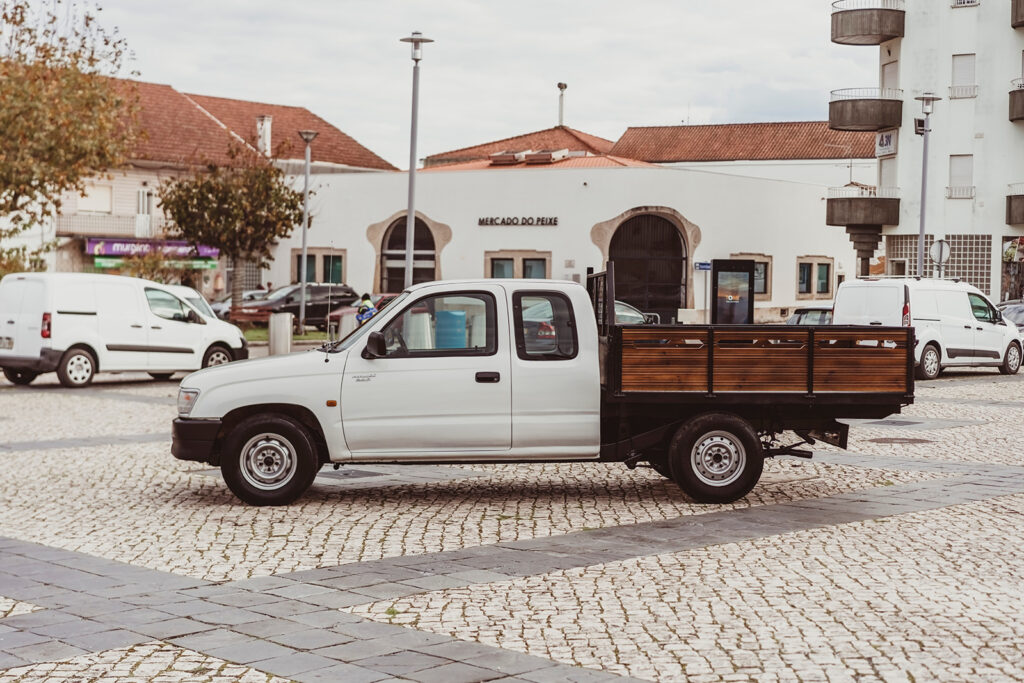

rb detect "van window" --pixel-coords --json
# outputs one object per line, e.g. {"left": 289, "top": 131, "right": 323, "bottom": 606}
{"left": 145, "top": 288, "right": 189, "bottom": 322}
{"left": 968, "top": 293, "right": 995, "bottom": 323}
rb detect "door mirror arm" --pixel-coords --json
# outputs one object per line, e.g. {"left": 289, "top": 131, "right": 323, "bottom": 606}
{"left": 362, "top": 331, "right": 387, "bottom": 359}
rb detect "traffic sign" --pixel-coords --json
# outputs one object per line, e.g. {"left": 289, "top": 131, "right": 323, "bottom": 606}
{"left": 929, "top": 239, "right": 951, "bottom": 265}
{"left": 694, "top": 261, "right": 712, "bottom": 271}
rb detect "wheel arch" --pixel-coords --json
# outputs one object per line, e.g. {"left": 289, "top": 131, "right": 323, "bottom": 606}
{"left": 213, "top": 403, "right": 330, "bottom": 466}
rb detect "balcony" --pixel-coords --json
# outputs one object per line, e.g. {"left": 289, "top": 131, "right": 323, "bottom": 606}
{"left": 1015, "top": 0, "right": 1024, "bottom": 28}
{"left": 831, "top": 1, "right": 905, "bottom": 45}
{"left": 829, "top": 88, "right": 903, "bottom": 131}
{"left": 56, "top": 214, "right": 170, "bottom": 239}
{"left": 949, "top": 84, "right": 978, "bottom": 99}
{"left": 946, "top": 186, "right": 976, "bottom": 200}
{"left": 1011, "top": 80, "right": 1024, "bottom": 122}
{"left": 826, "top": 186, "right": 901, "bottom": 226}
{"left": 1008, "top": 183, "right": 1024, "bottom": 225}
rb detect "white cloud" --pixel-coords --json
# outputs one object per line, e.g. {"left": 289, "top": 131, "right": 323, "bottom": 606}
{"left": 97, "top": 0, "right": 878, "bottom": 167}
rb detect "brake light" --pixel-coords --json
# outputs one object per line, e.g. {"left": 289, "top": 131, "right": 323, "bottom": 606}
{"left": 41, "top": 312, "right": 51, "bottom": 338}
{"left": 537, "top": 321, "right": 556, "bottom": 339}
{"left": 902, "top": 301, "right": 910, "bottom": 327}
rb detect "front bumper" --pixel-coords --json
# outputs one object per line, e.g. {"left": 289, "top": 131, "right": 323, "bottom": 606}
{"left": 232, "top": 339, "right": 249, "bottom": 361}
{"left": 0, "top": 348, "right": 63, "bottom": 373}
{"left": 172, "top": 418, "right": 223, "bottom": 464}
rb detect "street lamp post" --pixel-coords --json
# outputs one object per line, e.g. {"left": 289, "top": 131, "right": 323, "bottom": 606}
{"left": 297, "top": 129, "right": 318, "bottom": 330}
{"left": 915, "top": 92, "right": 941, "bottom": 277}
{"left": 400, "top": 31, "right": 433, "bottom": 289}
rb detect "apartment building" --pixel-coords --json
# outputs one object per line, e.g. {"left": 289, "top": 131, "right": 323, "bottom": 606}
{"left": 826, "top": 0, "right": 1024, "bottom": 298}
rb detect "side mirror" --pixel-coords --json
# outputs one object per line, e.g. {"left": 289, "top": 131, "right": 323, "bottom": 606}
{"left": 187, "top": 309, "right": 206, "bottom": 325}
{"left": 285, "top": 296, "right": 294, "bottom": 303}
{"left": 362, "top": 331, "right": 386, "bottom": 359}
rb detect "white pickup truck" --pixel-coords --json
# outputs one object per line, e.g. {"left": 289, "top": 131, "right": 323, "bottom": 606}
{"left": 172, "top": 270, "right": 914, "bottom": 506}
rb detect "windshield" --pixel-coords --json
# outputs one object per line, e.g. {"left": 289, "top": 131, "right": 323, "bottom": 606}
{"left": 264, "top": 285, "right": 298, "bottom": 302}
{"left": 326, "top": 292, "right": 410, "bottom": 352}
{"left": 183, "top": 292, "right": 216, "bottom": 318}
{"left": 1001, "top": 304, "right": 1024, "bottom": 326}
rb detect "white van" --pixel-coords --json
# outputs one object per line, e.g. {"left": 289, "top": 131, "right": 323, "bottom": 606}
{"left": 832, "top": 278, "right": 1021, "bottom": 380}
{"left": 0, "top": 273, "right": 248, "bottom": 387}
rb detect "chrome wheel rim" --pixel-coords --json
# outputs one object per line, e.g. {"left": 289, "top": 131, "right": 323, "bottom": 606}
{"left": 66, "top": 354, "right": 93, "bottom": 384}
{"left": 207, "top": 349, "right": 231, "bottom": 366}
{"left": 691, "top": 430, "right": 745, "bottom": 487}
{"left": 1009, "top": 345, "right": 1021, "bottom": 373}
{"left": 923, "top": 348, "right": 939, "bottom": 378}
{"left": 239, "top": 433, "right": 297, "bottom": 491}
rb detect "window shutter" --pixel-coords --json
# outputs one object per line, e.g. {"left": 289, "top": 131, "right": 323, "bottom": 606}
{"left": 949, "top": 155, "right": 973, "bottom": 187}
{"left": 952, "top": 54, "right": 975, "bottom": 86}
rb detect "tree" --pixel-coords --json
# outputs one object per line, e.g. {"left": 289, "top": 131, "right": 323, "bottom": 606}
{"left": 159, "top": 146, "right": 304, "bottom": 320}
{"left": 120, "top": 247, "right": 189, "bottom": 284}
{"left": 0, "top": 0, "right": 138, "bottom": 275}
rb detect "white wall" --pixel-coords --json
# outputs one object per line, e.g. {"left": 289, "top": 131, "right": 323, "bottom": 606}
{"left": 664, "top": 158, "right": 877, "bottom": 186}
{"left": 273, "top": 164, "right": 858, "bottom": 318}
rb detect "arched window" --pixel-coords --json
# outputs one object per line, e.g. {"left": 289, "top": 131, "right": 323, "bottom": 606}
{"left": 381, "top": 217, "right": 435, "bottom": 293}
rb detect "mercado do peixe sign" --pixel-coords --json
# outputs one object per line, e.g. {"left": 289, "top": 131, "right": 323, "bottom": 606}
{"left": 86, "top": 238, "right": 219, "bottom": 259}
{"left": 478, "top": 216, "right": 559, "bottom": 226}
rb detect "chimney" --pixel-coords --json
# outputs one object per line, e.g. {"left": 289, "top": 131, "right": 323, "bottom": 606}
{"left": 256, "top": 115, "right": 273, "bottom": 156}
{"left": 557, "top": 83, "right": 567, "bottom": 126}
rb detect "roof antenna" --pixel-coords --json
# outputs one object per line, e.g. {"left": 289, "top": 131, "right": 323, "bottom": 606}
{"left": 557, "top": 82, "right": 567, "bottom": 126}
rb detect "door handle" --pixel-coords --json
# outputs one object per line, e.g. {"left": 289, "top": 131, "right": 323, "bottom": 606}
{"left": 5, "top": 320, "right": 12, "bottom": 324}
{"left": 964, "top": 325, "right": 972, "bottom": 329}
{"left": 976, "top": 326, "right": 984, "bottom": 331}
{"left": 475, "top": 371, "right": 500, "bottom": 383}
{"left": 151, "top": 325, "right": 162, "bottom": 330}
{"left": 131, "top": 324, "right": 143, "bottom": 329}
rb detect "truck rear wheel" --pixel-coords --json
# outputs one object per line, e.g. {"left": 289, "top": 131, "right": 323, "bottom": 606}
{"left": 221, "top": 414, "right": 319, "bottom": 506}
{"left": 668, "top": 413, "right": 763, "bottom": 503}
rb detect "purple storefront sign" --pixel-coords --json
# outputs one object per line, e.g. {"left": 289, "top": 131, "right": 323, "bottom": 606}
{"left": 85, "top": 238, "right": 219, "bottom": 259}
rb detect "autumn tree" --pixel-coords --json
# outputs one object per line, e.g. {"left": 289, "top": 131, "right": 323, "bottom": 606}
{"left": 120, "top": 247, "right": 188, "bottom": 284}
{"left": 0, "top": 0, "right": 138, "bottom": 275}
{"left": 159, "top": 146, "right": 304, "bottom": 320}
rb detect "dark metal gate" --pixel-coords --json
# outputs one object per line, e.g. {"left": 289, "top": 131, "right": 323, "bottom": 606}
{"left": 381, "top": 218, "right": 435, "bottom": 293}
{"left": 609, "top": 215, "right": 686, "bottom": 323}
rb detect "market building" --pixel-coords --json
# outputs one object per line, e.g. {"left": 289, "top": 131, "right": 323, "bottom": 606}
{"left": 269, "top": 122, "right": 876, "bottom": 323}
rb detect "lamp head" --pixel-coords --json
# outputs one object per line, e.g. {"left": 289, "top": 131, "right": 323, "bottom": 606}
{"left": 915, "top": 91, "right": 941, "bottom": 115}
{"left": 400, "top": 31, "right": 434, "bottom": 62}
{"left": 298, "top": 130, "right": 318, "bottom": 144}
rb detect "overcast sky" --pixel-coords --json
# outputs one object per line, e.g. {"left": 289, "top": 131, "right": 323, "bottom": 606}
{"left": 97, "top": 0, "right": 878, "bottom": 169}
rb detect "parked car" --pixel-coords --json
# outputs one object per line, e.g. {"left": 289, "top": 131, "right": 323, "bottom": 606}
{"left": 833, "top": 278, "right": 1021, "bottom": 380}
{"left": 211, "top": 290, "right": 267, "bottom": 320}
{"left": 0, "top": 273, "right": 248, "bottom": 387}
{"left": 523, "top": 298, "right": 652, "bottom": 353}
{"left": 243, "top": 283, "right": 358, "bottom": 329}
{"left": 325, "top": 294, "right": 398, "bottom": 328}
{"left": 997, "top": 299, "right": 1024, "bottom": 329}
{"left": 786, "top": 304, "right": 833, "bottom": 325}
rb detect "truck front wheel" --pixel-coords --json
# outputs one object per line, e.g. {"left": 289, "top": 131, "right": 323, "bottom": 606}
{"left": 668, "top": 413, "right": 763, "bottom": 503}
{"left": 221, "top": 415, "right": 319, "bottom": 506}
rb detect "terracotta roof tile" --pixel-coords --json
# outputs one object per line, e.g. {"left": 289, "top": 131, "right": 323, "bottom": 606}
{"left": 609, "top": 122, "right": 876, "bottom": 162}
{"left": 423, "top": 154, "right": 655, "bottom": 172}
{"left": 425, "top": 126, "right": 615, "bottom": 167}
{"left": 186, "top": 93, "right": 396, "bottom": 170}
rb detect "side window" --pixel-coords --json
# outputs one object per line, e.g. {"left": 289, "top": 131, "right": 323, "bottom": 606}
{"left": 145, "top": 288, "right": 188, "bottom": 321}
{"left": 513, "top": 292, "right": 578, "bottom": 361}
{"left": 381, "top": 292, "right": 496, "bottom": 357}
{"left": 968, "top": 293, "right": 994, "bottom": 323}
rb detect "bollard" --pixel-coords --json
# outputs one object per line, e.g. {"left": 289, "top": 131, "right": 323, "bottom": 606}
{"left": 269, "top": 312, "right": 293, "bottom": 356}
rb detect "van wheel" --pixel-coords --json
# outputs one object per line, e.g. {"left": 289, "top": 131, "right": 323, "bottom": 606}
{"left": 148, "top": 373, "right": 174, "bottom": 381}
{"left": 668, "top": 413, "right": 763, "bottom": 503}
{"left": 221, "top": 414, "right": 318, "bottom": 506}
{"left": 202, "top": 345, "right": 232, "bottom": 368}
{"left": 57, "top": 348, "right": 95, "bottom": 387}
{"left": 2, "top": 368, "right": 38, "bottom": 386}
{"left": 916, "top": 344, "right": 941, "bottom": 380}
{"left": 1000, "top": 342, "right": 1021, "bottom": 375}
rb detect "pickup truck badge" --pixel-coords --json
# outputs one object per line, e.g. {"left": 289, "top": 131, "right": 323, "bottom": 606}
{"left": 353, "top": 374, "right": 375, "bottom": 382}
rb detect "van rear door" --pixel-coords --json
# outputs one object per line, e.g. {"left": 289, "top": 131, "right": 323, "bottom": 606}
{"left": 0, "top": 277, "right": 46, "bottom": 362}
{"left": 832, "top": 283, "right": 903, "bottom": 326}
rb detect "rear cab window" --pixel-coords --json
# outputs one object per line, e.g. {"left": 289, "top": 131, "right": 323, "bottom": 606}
{"left": 513, "top": 291, "right": 578, "bottom": 360}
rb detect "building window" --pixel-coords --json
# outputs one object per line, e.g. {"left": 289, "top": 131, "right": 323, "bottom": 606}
{"left": 730, "top": 253, "right": 772, "bottom": 301}
{"left": 291, "top": 248, "right": 346, "bottom": 284}
{"left": 950, "top": 54, "right": 977, "bottom": 99}
{"left": 947, "top": 154, "right": 975, "bottom": 199}
{"left": 78, "top": 185, "right": 113, "bottom": 214}
{"left": 484, "top": 250, "right": 551, "bottom": 279}
{"left": 796, "top": 256, "right": 834, "bottom": 300}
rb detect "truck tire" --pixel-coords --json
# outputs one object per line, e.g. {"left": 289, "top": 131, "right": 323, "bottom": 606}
{"left": 668, "top": 413, "right": 763, "bottom": 503}
{"left": 916, "top": 343, "right": 941, "bottom": 380}
{"left": 999, "top": 342, "right": 1021, "bottom": 375}
{"left": 3, "top": 368, "right": 38, "bottom": 385}
{"left": 57, "top": 348, "right": 96, "bottom": 387}
{"left": 221, "top": 414, "right": 318, "bottom": 506}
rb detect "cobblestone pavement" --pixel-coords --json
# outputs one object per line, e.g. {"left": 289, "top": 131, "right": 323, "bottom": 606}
{"left": 1, "top": 365, "right": 1023, "bottom": 681}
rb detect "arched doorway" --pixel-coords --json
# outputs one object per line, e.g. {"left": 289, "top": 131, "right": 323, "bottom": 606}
{"left": 381, "top": 217, "right": 435, "bottom": 293}
{"left": 609, "top": 214, "right": 686, "bottom": 323}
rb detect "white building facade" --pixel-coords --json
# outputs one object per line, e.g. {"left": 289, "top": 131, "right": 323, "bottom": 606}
{"left": 827, "top": 0, "right": 1024, "bottom": 299}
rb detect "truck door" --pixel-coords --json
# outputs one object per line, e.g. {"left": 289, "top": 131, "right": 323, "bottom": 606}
{"left": 341, "top": 287, "right": 512, "bottom": 454}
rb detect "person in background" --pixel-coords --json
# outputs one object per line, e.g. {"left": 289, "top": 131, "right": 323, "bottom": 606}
{"left": 356, "top": 293, "right": 377, "bottom": 325}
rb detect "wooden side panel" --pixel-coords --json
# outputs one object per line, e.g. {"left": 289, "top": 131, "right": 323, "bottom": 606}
{"left": 620, "top": 328, "right": 708, "bottom": 392}
{"left": 814, "top": 329, "right": 911, "bottom": 393}
{"left": 712, "top": 330, "right": 809, "bottom": 392}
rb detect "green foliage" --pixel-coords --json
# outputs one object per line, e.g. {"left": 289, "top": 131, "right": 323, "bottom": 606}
{"left": 0, "top": 0, "right": 138, "bottom": 261}
{"left": 0, "top": 244, "right": 45, "bottom": 278}
{"left": 119, "top": 248, "right": 188, "bottom": 284}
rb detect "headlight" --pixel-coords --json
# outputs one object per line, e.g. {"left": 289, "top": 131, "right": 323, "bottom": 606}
{"left": 177, "top": 388, "right": 200, "bottom": 417}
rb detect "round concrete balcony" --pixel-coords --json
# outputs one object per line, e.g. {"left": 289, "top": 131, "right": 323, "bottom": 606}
{"left": 831, "top": 1, "right": 906, "bottom": 45}
{"left": 829, "top": 88, "right": 904, "bottom": 132}
{"left": 1014, "top": 0, "right": 1024, "bottom": 29}
{"left": 1011, "top": 80, "right": 1024, "bottom": 122}
{"left": 826, "top": 187, "right": 901, "bottom": 226}
{"left": 1008, "top": 183, "right": 1024, "bottom": 225}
